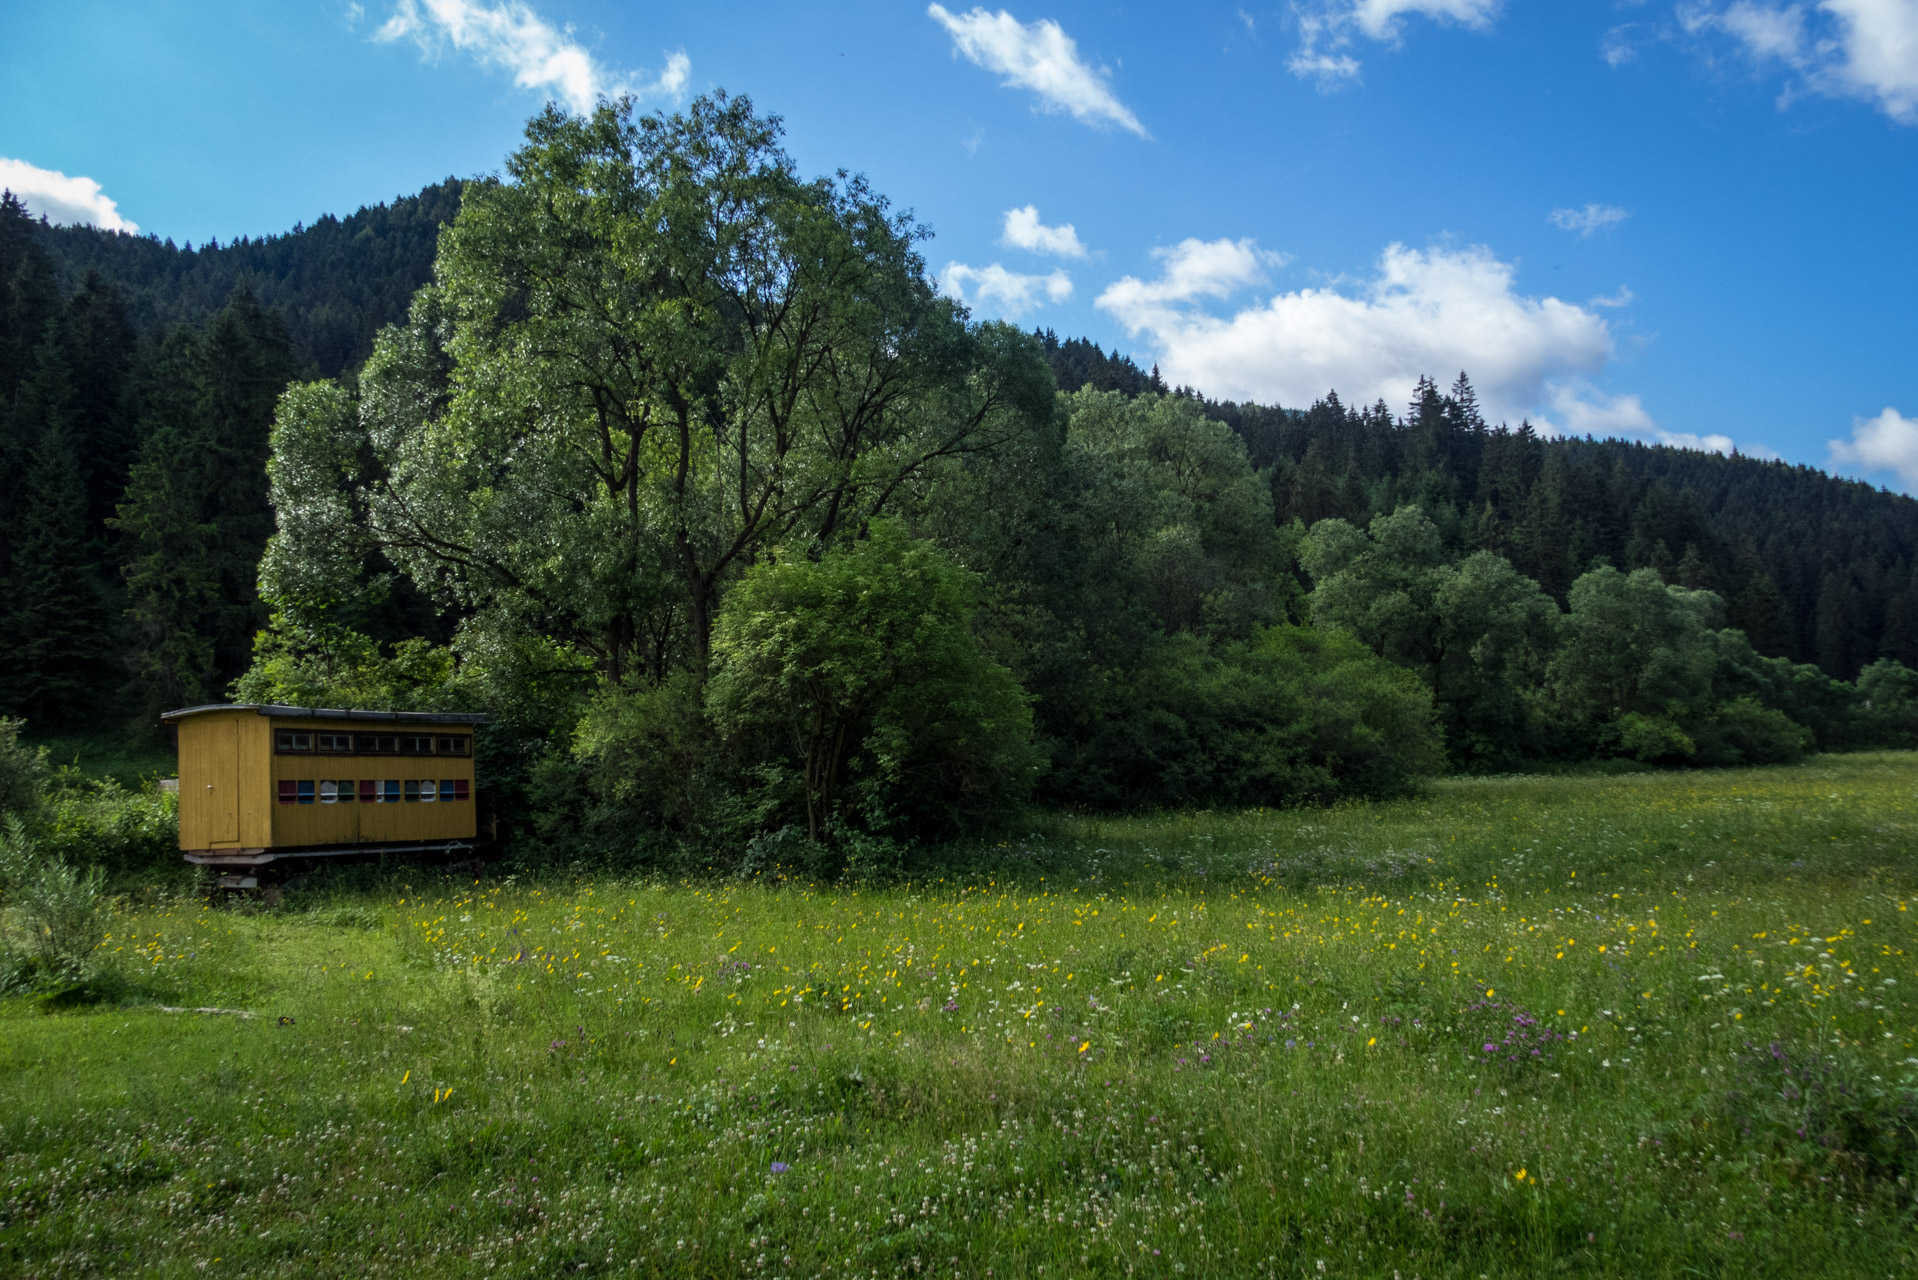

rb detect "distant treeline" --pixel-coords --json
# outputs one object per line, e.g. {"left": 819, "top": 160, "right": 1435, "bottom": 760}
{"left": 1, "top": 146, "right": 1914, "bottom": 799}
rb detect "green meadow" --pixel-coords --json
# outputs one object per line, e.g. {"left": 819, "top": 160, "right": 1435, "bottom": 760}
{"left": 4, "top": 754, "right": 1917, "bottom": 1278}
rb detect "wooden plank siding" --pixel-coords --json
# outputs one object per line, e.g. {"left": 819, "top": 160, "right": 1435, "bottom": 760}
{"left": 170, "top": 708, "right": 481, "bottom": 854}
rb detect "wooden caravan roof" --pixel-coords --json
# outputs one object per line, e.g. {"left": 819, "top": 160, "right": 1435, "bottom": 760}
{"left": 160, "top": 704, "right": 490, "bottom": 725}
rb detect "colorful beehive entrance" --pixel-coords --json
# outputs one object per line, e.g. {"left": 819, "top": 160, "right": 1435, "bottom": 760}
{"left": 164, "top": 704, "right": 490, "bottom": 883}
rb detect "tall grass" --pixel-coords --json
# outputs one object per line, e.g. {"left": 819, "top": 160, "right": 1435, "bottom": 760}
{"left": 2, "top": 754, "right": 1915, "bottom": 1278}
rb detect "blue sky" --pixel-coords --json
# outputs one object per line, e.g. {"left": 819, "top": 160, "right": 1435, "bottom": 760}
{"left": 4, "top": 1, "right": 1916, "bottom": 489}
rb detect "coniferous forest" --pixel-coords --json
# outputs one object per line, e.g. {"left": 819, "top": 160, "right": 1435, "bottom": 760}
{"left": 3, "top": 96, "right": 1916, "bottom": 865}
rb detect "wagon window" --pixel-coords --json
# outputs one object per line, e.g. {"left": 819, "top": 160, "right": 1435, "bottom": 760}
{"left": 356, "top": 734, "right": 399, "bottom": 754}
{"left": 316, "top": 733, "right": 351, "bottom": 753}
{"left": 397, "top": 735, "right": 433, "bottom": 755}
{"left": 436, "top": 736, "right": 470, "bottom": 755}
{"left": 275, "top": 730, "right": 313, "bottom": 753}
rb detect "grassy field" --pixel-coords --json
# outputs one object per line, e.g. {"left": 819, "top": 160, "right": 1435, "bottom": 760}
{"left": 4, "top": 755, "right": 1917, "bottom": 1278}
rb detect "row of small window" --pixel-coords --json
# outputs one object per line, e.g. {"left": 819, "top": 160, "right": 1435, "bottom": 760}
{"left": 275, "top": 731, "right": 471, "bottom": 756}
{"left": 278, "top": 779, "right": 471, "bottom": 805}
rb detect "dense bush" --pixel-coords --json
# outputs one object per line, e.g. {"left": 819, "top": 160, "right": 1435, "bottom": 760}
{"left": 40, "top": 774, "right": 180, "bottom": 881}
{"left": 1694, "top": 696, "right": 1813, "bottom": 766}
{"left": 0, "top": 717, "right": 50, "bottom": 820}
{"left": 1855, "top": 659, "right": 1918, "bottom": 748}
{"left": 1047, "top": 626, "right": 1442, "bottom": 810}
{"left": 0, "top": 814, "right": 111, "bottom": 991}
{"left": 707, "top": 522, "right": 1041, "bottom": 843}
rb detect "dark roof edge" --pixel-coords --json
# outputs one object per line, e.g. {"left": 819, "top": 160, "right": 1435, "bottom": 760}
{"left": 161, "top": 704, "right": 490, "bottom": 725}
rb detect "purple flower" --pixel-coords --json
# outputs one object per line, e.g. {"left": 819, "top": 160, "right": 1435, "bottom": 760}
{"left": 1484, "top": 1044, "right": 1497, "bottom": 1053}
{"left": 770, "top": 1162, "right": 789, "bottom": 1174}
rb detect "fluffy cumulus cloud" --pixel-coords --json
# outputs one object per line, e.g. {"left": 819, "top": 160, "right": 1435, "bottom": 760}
{"left": 927, "top": 6, "right": 1147, "bottom": 135}
{"left": 1000, "top": 205, "right": 1088, "bottom": 258}
{"left": 0, "top": 157, "right": 137, "bottom": 232}
{"left": 1290, "top": 0, "right": 1503, "bottom": 83}
{"left": 939, "top": 261, "right": 1073, "bottom": 316}
{"left": 1830, "top": 407, "right": 1918, "bottom": 490}
{"left": 1679, "top": 0, "right": 1918, "bottom": 123}
{"left": 376, "top": 0, "right": 688, "bottom": 114}
{"left": 1097, "top": 239, "right": 1616, "bottom": 426}
{"left": 1550, "top": 203, "right": 1631, "bottom": 235}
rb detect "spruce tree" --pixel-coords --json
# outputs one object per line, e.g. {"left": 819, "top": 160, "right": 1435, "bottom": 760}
{"left": 0, "top": 337, "right": 112, "bottom": 722}
{"left": 113, "top": 288, "right": 300, "bottom": 708}
{"left": 58, "top": 269, "right": 140, "bottom": 533}
{"left": 113, "top": 327, "right": 223, "bottom": 715}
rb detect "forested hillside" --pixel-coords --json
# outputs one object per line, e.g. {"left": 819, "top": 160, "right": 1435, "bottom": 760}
{"left": 2, "top": 99, "right": 1916, "bottom": 860}
{"left": 29, "top": 179, "right": 458, "bottom": 378}
{"left": 0, "top": 182, "right": 455, "bottom": 728}
{"left": 1038, "top": 338, "right": 1918, "bottom": 679}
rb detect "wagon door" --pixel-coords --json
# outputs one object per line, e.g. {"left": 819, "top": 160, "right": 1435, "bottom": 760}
{"left": 199, "top": 719, "right": 241, "bottom": 845}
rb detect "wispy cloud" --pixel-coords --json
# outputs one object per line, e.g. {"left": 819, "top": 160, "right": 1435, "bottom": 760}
{"left": 940, "top": 261, "right": 1073, "bottom": 316}
{"left": 1547, "top": 383, "right": 1773, "bottom": 455}
{"left": 927, "top": 5, "right": 1147, "bottom": 135}
{"left": 1678, "top": 1, "right": 1918, "bottom": 124}
{"left": 1601, "top": 23, "right": 1642, "bottom": 67}
{"left": 1290, "top": 0, "right": 1504, "bottom": 85}
{"left": 1550, "top": 203, "right": 1631, "bottom": 235}
{"left": 0, "top": 157, "right": 138, "bottom": 232}
{"left": 1000, "top": 205, "right": 1088, "bottom": 258}
{"left": 1830, "top": 406, "right": 1918, "bottom": 491}
{"left": 375, "top": 0, "right": 689, "bottom": 114}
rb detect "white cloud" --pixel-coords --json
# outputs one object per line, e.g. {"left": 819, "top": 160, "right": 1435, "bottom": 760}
{"left": 1550, "top": 203, "right": 1631, "bottom": 235}
{"left": 1349, "top": 0, "right": 1504, "bottom": 39}
{"left": 1287, "top": 47, "right": 1365, "bottom": 82}
{"left": 927, "top": 5, "right": 1147, "bottom": 135}
{"left": 1681, "top": 1, "right": 1918, "bottom": 123}
{"left": 1602, "top": 24, "right": 1642, "bottom": 66}
{"left": 1097, "top": 239, "right": 1615, "bottom": 425}
{"left": 1589, "top": 286, "right": 1637, "bottom": 308}
{"left": 0, "top": 157, "right": 137, "bottom": 232}
{"left": 1543, "top": 385, "right": 1767, "bottom": 455}
{"left": 1001, "top": 205, "right": 1088, "bottom": 258}
{"left": 1683, "top": 1, "right": 1809, "bottom": 59}
{"left": 1095, "top": 237, "right": 1285, "bottom": 332}
{"left": 1290, "top": 0, "right": 1502, "bottom": 83}
{"left": 375, "top": 0, "right": 688, "bottom": 113}
{"left": 1830, "top": 406, "right": 1918, "bottom": 490}
{"left": 1820, "top": 0, "right": 1918, "bottom": 120}
{"left": 939, "top": 261, "right": 1073, "bottom": 316}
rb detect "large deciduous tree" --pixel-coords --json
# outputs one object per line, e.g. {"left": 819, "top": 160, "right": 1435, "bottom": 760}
{"left": 258, "top": 93, "right": 1054, "bottom": 700}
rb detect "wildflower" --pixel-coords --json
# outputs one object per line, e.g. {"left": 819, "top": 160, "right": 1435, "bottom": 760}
{"left": 770, "top": 1162, "right": 789, "bottom": 1174}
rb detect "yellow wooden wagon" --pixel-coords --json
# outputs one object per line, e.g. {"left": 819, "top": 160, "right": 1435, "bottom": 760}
{"left": 163, "top": 704, "right": 491, "bottom": 892}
